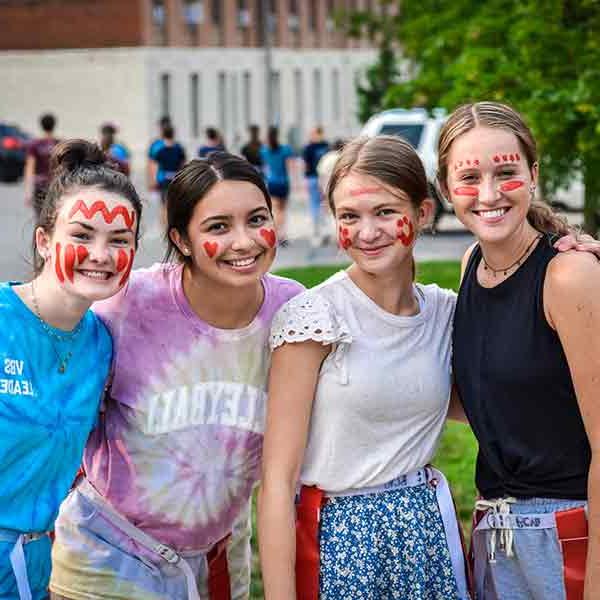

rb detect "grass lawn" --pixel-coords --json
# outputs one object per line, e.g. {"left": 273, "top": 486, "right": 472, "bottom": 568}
{"left": 250, "top": 261, "right": 478, "bottom": 598}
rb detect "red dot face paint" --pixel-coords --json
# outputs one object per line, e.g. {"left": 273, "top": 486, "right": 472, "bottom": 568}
{"left": 396, "top": 217, "right": 415, "bottom": 247}
{"left": 55, "top": 242, "right": 65, "bottom": 283}
{"left": 338, "top": 226, "right": 352, "bottom": 250}
{"left": 259, "top": 228, "right": 276, "bottom": 248}
{"left": 68, "top": 199, "right": 136, "bottom": 230}
{"left": 453, "top": 186, "right": 479, "bottom": 197}
{"left": 453, "top": 157, "right": 481, "bottom": 171}
{"left": 203, "top": 241, "right": 218, "bottom": 258}
{"left": 118, "top": 248, "right": 135, "bottom": 287}
{"left": 499, "top": 180, "right": 525, "bottom": 192}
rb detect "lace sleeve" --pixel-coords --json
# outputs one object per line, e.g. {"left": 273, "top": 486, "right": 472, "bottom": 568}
{"left": 269, "top": 292, "right": 352, "bottom": 350}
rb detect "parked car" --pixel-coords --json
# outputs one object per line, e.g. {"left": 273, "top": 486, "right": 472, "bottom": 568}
{"left": 0, "top": 123, "right": 30, "bottom": 183}
{"left": 360, "top": 108, "right": 450, "bottom": 224}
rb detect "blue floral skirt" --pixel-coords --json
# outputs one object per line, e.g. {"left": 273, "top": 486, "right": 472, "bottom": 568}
{"left": 319, "top": 483, "right": 461, "bottom": 599}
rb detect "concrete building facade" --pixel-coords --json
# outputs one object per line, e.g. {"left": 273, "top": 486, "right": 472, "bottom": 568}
{"left": 0, "top": 0, "right": 376, "bottom": 169}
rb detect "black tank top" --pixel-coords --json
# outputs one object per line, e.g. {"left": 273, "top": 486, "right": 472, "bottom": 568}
{"left": 453, "top": 235, "right": 590, "bottom": 499}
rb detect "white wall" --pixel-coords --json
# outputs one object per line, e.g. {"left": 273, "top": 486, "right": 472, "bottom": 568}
{"left": 0, "top": 46, "right": 376, "bottom": 171}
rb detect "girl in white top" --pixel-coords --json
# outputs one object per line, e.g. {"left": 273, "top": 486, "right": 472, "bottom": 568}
{"left": 258, "top": 135, "right": 470, "bottom": 599}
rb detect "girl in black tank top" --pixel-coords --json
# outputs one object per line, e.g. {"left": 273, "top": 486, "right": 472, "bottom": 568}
{"left": 438, "top": 101, "right": 600, "bottom": 600}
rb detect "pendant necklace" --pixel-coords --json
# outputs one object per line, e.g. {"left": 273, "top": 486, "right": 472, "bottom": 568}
{"left": 482, "top": 234, "right": 542, "bottom": 278}
{"left": 30, "top": 280, "right": 83, "bottom": 374}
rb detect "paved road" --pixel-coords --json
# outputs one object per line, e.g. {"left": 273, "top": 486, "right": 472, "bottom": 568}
{"left": 1, "top": 175, "right": 580, "bottom": 279}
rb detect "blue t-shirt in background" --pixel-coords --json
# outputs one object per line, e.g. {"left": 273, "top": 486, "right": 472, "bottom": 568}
{"left": 260, "top": 144, "right": 294, "bottom": 185}
{"left": 0, "top": 283, "right": 112, "bottom": 599}
{"left": 303, "top": 141, "right": 329, "bottom": 177}
{"left": 154, "top": 143, "right": 186, "bottom": 188}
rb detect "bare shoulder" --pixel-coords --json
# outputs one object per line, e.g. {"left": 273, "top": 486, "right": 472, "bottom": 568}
{"left": 460, "top": 241, "right": 479, "bottom": 281}
{"left": 546, "top": 250, "right": 600, "bottom": 291}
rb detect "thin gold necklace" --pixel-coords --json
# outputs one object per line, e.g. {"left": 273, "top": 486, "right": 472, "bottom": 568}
{"left": 30, "top": 281, "right": 83, "bottom": 374}
{"left": 481, "top": 234, "right": 542, "bottom": 278}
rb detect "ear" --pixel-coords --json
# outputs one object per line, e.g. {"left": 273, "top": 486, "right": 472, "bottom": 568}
{"left": 417, "top": 198, "right": 435, "bottom": 230}
{"left": 35, "top": 227, "right": 51, "bottom": 261}
{"left": 169, "top": 227, "right": 191, "bottom": 257}
{"left": 530, "top": 161, "right": 539, "bottom": 190}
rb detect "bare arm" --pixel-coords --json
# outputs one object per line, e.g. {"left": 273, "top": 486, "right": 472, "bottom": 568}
{"left": 447, "top": 385, "right": 468, "bottom": 423}
{"left": 545, "top": 252, "right": 600, "bottom": 600}
{"left": 258, "top": 340, "right": 330, "bottom": 600}
{"left": 459, "top": 242, "right": 477, "bottom": 284}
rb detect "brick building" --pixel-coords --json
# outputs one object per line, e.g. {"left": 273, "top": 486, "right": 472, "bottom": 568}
{"left": 0, "top": 0, "right": 376, "bottom": 168}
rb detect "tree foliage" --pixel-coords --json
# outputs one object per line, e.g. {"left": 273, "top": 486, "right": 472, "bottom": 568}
{"left": 344, "top": 0, "right": 600, "bottom": 232}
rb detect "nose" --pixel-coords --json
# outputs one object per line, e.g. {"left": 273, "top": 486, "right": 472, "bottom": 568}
{"left": 357, "top": 218, "right": 381, "bottom": 243}
{"left": 87, "top": 241, "right": 111, "bottom": 264}
{"left": 230, "top": 226, "right": 255, "bottom": 252}
{"left": 478, "top": 177, "right": 500, "bottom": 206}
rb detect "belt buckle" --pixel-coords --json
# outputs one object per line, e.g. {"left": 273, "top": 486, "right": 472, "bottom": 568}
{"left": 155, "top": 543, "right": 180, "bottom": 564}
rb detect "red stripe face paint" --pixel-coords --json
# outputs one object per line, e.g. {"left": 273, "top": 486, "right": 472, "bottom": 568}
{"left": 499, "top": 180, "right": 525, "bottom": 192}
{"left": 116, "top": 249, "right": 129, "bottom": 272}
{"left": 76, "top": 245, "right": 88, "bottom": 264}
{"left": 203, "top": 241, "right": 218, "bottom": 258}
{"left": 259, "top": 228, "right": 276, "bottom": 248}
{"left": 68, "top": 199, "right": 136, "bottom": 230}
{"left": 118, "top": 249, "right": 134, "bottom": 287}
{"left": 348, "top": 186, "right": 382, "bottom": 197}
{"left": 55, "top": 242, "right": 65, "bottom": 283}
{"left": 338, "top": 226, "right": 352, "bottom": 250}
{"left": 453, "top": 186, "right": 479, "bottom": 197}
{"left": 396, "top": 216, "right": 415, "bottom": 247}
{"left": 64, "top": 244, "right": 77, "bottom": 283}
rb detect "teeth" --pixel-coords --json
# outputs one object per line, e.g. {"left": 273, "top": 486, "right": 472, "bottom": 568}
{"left": 79, "top": 270, "right": 110, "bottom": 280}
{"left": 227, "top": 257, "right": 256, "bottom": 267}
{"left": 478, "top": 208, "right": 507, "bottom": 218}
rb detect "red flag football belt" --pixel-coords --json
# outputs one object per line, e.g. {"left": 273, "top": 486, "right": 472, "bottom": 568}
{"left": 77, "top": 478, "right": 231, "bottom": 600}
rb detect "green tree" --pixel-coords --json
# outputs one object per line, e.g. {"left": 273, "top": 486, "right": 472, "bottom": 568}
{"left": 348, "top": 0, "right": 600, "bottom": 233}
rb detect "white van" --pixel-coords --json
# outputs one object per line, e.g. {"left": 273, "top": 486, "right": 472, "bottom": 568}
{"left": 361, "top": 107, "right": 583, "bottom": 214}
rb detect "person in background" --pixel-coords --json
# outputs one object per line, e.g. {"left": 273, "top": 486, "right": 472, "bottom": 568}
{"left": 153, "top": 125, "right": 187, "bottom": 208}
{"left": 24, "top": 113, "right": 60, "bottom": 215}
{"left": 198, "top": 127, "right": 226, "bottom": 158}
{"left": 316, "top": 138, "right": 344, "bottom": 196}
{"left": 147, "top": 115, "right": 172, "bottom": 191}
{"left": 0, "top": 139, "right": 142, "bottom": 600}
{"left": 241, "top": 124, "right": 263, "bottom": 172}
{"left": 99, "top": 123, "right": 131, "bottom": 176}
{"left": 260, "top": 126, "right": 294, "bottom": 238}
{"left": 302, "top": 127, "right": 330, "bottom": 247}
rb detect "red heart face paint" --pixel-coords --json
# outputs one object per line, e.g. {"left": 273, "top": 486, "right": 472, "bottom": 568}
{"left": 259, "top": 228, "right": 276, "bottom": 248}
{"left": 396, "top": 216, "right": 415, "bottom": 247}
{"left": 453, "top": 186, "right": 479, "bottom": 197}
{"left": 203, "top": 241, "right": 218, "bottom": 258}
{"left": 338, "top": 225, "right": 352, "bottom": 250}
{"left": 499, "top": 180, "right": 525, "bottom": 192}
{"left": 69, "top": 199, "right": 136, "bottom": 230}
{"left": 118, "top": 249, "right": 134, "bottom": 286}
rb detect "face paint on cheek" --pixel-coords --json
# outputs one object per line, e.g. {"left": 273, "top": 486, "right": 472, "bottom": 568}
{"left": 259, "top": 228, "right": 276, "bottom": 248}
{"left": 338, "top": 226, "right": 352, "bottom": 250}
{"left": 116, "top": 249, "right": 129, "bottom": 272}
{"left": 64, "top": 244, "right": 77, "bottom": 283}
{"left": 396, "top": 216, "right": 415, "bottom": 247}
{"left": 203, "top": 241, "right": 218, "bottom": 258}
{"left": 54, "top": 242, "right": 65, "bottom": 283}
{"left": 118, "top": 249, "right": 135, "bottom": 287}
{"left": 76, "top": 245, "right": 88, "bottom": 264}
{"left": 453, "top": 186, "right": 479, "bottom": 197}
{"left": 499, "top": 180, "right": 525, "bottom": 192}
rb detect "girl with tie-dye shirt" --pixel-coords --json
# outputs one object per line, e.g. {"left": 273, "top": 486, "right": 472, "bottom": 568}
{"left": 49, "top": 153, "right": 303, "bottom": 600}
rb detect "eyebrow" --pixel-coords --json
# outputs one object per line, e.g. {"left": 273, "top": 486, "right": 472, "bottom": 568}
{"left": 200, "top": 206, "right": 269, "bottom": 225}
{"left": 68, "top": 220, "right": 132, "bottom": 234}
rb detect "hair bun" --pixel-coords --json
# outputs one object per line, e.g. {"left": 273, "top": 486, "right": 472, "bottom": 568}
{"left": 50, "top": 139, "right": 106, "bottom": 175}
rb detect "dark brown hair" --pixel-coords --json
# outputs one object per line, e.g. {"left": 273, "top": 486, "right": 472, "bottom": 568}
{"left": 33, "top": 139, "right": 142, "bottom": 274}
{"left": 437, "top": 101, "right": 570, "bottom": 236}
{"left": 164, "top": 152, "right": 272, "bottom": 263}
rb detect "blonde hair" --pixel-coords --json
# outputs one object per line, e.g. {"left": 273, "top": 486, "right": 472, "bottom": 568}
{"left": 437, "top": 101, "right": 570, "bottom": 237}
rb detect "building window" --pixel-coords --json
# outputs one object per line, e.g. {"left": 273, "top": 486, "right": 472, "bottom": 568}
{"left": 190, "top": 73, "right": 201, "bottom": 137}
{"left": 332, "top": 68, "right": 340, "bottom": 122}
{"left": 211, "top": 0, "right": 221, "bottom": 25}
{"left": 160, "top": 73, "right": 171, "bottom": 118}
{"left": 152, "top": 0, "right": 166, "bottom": 44}
{"left": 289, "top": 0, "right": 299, "bottom": 30}
{"left": 308, "top": 0, "right": 317, "bottom": 30}
{"left": 271, "top": 70, "right": 281, "bottom": 126}
{"left": 218, "top": 71, "right": 227, "bottom": 134}
{"left": 313, "top": 68, "right": 322, "bottom": 124}
{"left": 184, "top": 0, "right": 204, "bottom": 35}
{"left": 237, "top": 0, "right": 250, "bottom": 28}
{"left": 231, "top": 73, "right": 240, "bottom": 141}
{"left": 243, "top": 71, "right": 252, "bottom": 128}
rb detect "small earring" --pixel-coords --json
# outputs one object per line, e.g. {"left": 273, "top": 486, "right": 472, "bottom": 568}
{"left": 182, "top": 247, "right": 190, "bottom": 255}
